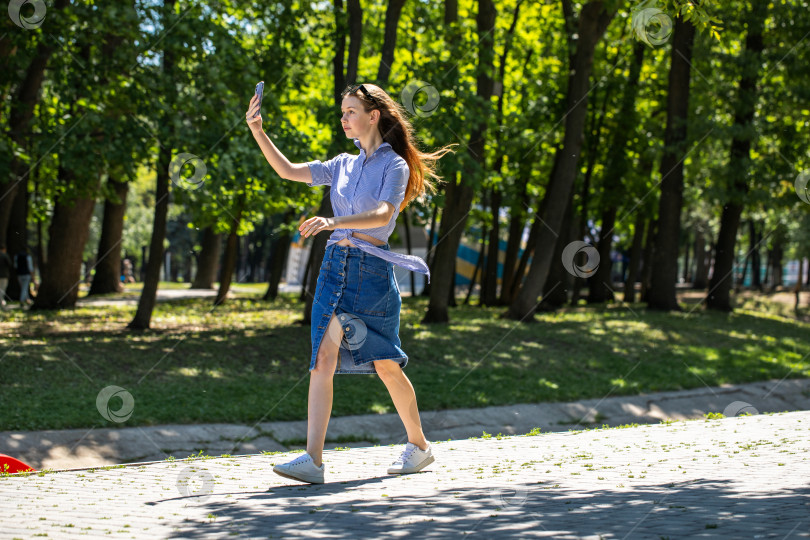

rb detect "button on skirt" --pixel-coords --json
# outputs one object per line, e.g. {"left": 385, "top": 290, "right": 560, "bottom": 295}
{"left": 310, "top": 242, "right": 408, "bottom": 374}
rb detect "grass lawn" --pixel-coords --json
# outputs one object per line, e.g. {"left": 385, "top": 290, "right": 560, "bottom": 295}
{"left": 1, "top": 288, "right": 808, "bottom": 431}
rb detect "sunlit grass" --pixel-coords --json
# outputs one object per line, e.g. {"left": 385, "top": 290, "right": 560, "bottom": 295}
{"left": 1, "top": 290, "right": 808, "bottom": 431}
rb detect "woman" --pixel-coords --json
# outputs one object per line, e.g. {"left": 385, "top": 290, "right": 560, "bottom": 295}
{"left": 246, "top": 83, "right": 454, "bottom": 484}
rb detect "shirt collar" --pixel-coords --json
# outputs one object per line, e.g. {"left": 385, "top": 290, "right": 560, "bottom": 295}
{"left": 353, "top": 138, "right": 392, "bottom": 155}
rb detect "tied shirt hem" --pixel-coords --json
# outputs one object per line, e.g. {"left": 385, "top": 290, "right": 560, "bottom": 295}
{"left": 328, "top": 231, "right": 431, "bottom": 284}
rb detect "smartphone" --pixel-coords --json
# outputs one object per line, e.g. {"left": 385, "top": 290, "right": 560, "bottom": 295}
{"left": 253, "top": 81, "right": 264, "bottom": 117}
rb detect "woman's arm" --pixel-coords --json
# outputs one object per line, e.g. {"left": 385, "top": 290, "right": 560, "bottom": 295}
{"left": 245, "top": 95, "right": 312, "bottom": 183}
{"left": 249, "top": 125, "right": 312, "bottom": 183}
{"left": 332, "top": 202, "right": 394, "bottom": 230}
{"left": 329, "top": 201, "right": 394, "bottom": 229}
{"left": 299, "top": 202, "right": 395, "bottom": 239}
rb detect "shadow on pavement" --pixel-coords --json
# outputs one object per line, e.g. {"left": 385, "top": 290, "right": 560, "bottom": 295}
{"left": 148, "top": 477, "right": 809, "bottom": 538}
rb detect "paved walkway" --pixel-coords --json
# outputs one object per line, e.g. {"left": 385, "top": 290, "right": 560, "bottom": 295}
{"left": 2, "top": 411, "right": 808, "bottom": 539}
{"left": 74, "top": 285, "right": 266, "bottom": 307}
{"left": 1, "top": 285, "right": 266, "bottom": 310}
{"left": 3, "top": 378, "right": 809, "bottom": 472}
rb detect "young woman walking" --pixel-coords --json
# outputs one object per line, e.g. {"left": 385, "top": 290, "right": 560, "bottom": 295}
{"left": 246, "top": 83, "right": 454, "bottom": 484}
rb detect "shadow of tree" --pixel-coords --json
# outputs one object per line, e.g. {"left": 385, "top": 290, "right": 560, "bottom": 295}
{"left": 147, "top": 477, "right": 808, "bottom": 538}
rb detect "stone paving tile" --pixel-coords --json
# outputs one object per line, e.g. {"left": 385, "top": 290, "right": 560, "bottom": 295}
{"left": 2, "top": 411, "right": 808, "bottom": 539}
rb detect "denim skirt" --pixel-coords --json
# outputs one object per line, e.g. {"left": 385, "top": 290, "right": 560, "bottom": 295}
{"left": 310, "top": 242, "right": 408, "bottom": 375}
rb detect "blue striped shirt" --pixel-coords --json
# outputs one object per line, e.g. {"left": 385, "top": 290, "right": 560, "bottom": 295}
{"left": 306, "top": 139, "right": 431, "bottom": 283}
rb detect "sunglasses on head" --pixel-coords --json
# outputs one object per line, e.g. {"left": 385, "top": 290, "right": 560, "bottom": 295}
{"left": 348, "top": 84, "right": 380, "bottom": 108}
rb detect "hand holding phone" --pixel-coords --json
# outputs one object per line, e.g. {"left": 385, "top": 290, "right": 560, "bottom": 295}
{"left": 245, "top": 81, "right": 264, "bottom": 128}
{"left": 254, "top": 81, "right": 264, "bottom": 116}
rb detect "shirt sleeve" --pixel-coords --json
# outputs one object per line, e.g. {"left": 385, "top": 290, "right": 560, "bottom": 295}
{"left": 379, "top": 158, "right": 410, "bottom": 211}
{"left": 305, "top": 153, "right": 343, "bottom": 187}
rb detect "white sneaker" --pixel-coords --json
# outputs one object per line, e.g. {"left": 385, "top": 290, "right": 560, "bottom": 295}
{"left": 387, "top": 442, "right": 435, "bottom": 474}
{"left": 272, "top": 452, "right": 325, "bottom": 484}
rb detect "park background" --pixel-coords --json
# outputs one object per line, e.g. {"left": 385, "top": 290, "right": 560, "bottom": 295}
{"left": 1, "top": 0, "right": 809, "bottom": 438}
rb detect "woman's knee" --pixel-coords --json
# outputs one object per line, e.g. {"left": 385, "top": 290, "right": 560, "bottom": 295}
{"left": 311, "top": 361, "right": 336, "bottom": 376}
{"left": 312, "top": 313, "right": 343, "bottom": 375}
{"left": 373, "top": 359, "right": 402, "bottom": 380}
{"left": 312, "top": 347, "right": 338, "bottom": 375}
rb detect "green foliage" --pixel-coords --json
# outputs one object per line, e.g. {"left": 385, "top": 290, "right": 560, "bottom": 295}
{"left": 3, "top": 0, "right": 809, "bottom": 313}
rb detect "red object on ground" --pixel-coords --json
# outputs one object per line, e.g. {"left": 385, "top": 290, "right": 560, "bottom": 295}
{"left": 0, "top": 454, "right": 36, "bottom": 474}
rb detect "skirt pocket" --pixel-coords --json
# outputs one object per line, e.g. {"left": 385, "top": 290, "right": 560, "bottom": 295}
{"left": 354, "top": 260, "right": 390, "bottom": 316}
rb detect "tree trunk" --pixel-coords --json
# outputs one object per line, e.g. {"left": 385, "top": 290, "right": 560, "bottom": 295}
{"left": 624, "top": 213, "right": 646, "bottom": 303}
{"left": 589, "top": 205, "right": 618, "bottom": 303}
{"left": 215, "top": 231, "right": 238, "bottom": 306}
{"left": 263, "top": 210, "right": 294, "bottom": 301}
{"left": 32, "top": 169, "right": 100, "bottom": 309}
{"left": 423, "top": 0, "right": 497, "bottom": 324}
{"left": 481, "top": 0, "right": 522, "bottom": 306}
{"left": 403, "top": 209, "right": 415, "bottom": 297}
{"left": 482, "top": 187, "right": 502, "bottom": 306}
{"left": 505, "top": 1, "right": 614, "bottom": 320}
{"left": 682, "top": 232, "right": 691, "bottom": 283}
{"left": 540, "top": 190, "right": 576, "bottom": 310}
{"left": 693, "top": 228, "right": 709, "bottom": 289}
{"left": 88, "top": 178, "right": 128, "bottom": 296}
{"left": 129, "top": 145, "right": 171, "bottom": 328}
{"left": 128, "top": 0, "right": 176, "bottom": 330}
{"left": 466, "top": 225, "right": 487, "bottom": 305}
{"left": 345, "top": 0, "right": 362, "bottom": 86}
{"left": 376, "top": 0, "right": 406, "bottom": 83}
{"left": 263, "top": 232, "right": 291, "bottom": 301}
{"left": 648, "top": 15, "right": 697, "bottom": 311}
{"left": 709, "top": 211, "right": 743, "bottom": 306}
{"left": 706, "top": 1, "right": 766, "bottom": 311}
{"left": 499, "top": 173, "right": 528, "bottom": 305}
{"left": 640, "top": 219, "right": 657, "bottom": 303}
{"left": 215, "top": 199, "right": 244, "bottom": 306}
{"left": 191, "top": 226, "right": 221, "bottom": 289}
{"left": 770, "top": 239, "right": 783, "bottom": 290}
{"left": 332, "top": 0, "right": 347, "bottom": 104}
{"left": 422, "top": 2, "right": 458, "bottom": 299}
{"left": 444, "top": 0, "right": 457, "bottom": 23}
{"left": 508, "top": 202, "right": 541, "bottom": 303}
{"left": 572, "top": 138, "right": 596, "bottom": 306}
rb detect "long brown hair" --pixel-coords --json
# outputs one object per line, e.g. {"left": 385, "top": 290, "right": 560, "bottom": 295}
{"left": 341, "top": 84, "right": 457, "bottom": 213}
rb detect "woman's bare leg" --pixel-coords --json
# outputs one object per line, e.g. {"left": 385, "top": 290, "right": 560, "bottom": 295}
{"left": 373, "top": 360, "right": 429, "bottom": 450}
{"left": 306, "top": 312, "right": 343, "bottom": 467}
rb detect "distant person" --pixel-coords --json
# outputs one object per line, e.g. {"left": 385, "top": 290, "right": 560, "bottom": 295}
{"left": 123, "top": 258, "right": 135, "bottom": 284}
{"left": 246, "top": 83, "right": 455, "bottom": 484}
{"left": 15, "top": 248, "right": 34, "bottom": 306}
{"left": 0, "top": 247, "right": 12, "bottom": 308}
